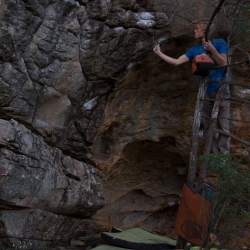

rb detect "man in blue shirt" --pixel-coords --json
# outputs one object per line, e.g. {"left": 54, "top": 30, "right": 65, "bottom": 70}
{"left": 153, "top": 20, "right": 230, "bottom": 154}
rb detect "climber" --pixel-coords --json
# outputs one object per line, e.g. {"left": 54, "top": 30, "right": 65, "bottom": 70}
{"left": 153, "top": 19, "right": 230, "bottom": 154}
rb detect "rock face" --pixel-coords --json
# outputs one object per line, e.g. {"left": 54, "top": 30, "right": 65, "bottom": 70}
{"left": 0, "top": 119, "right": 105, "bottom": 248}
{"left": 0, "top": 0, "right": 249, "bottom": 248}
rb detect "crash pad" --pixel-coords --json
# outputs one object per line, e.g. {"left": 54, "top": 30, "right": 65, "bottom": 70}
{"left": 101, "top": 228, "right": 176, "bottom": 249}
{"left": 175, "top": 183, "right": 212, "bottom": 246}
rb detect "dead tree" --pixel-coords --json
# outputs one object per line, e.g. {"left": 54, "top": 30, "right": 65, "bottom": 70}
{"left": 176, "top": 0, "right": 250, "bottom": 248}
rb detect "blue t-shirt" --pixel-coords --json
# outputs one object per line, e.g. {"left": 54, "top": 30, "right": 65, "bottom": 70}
{"left": 185, "top": 38, "right": 227, "bottom": 93}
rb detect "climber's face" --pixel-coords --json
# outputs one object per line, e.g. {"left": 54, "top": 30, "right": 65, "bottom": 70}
{"left": 194, "top": 24, "right": 205, "bottom": 39}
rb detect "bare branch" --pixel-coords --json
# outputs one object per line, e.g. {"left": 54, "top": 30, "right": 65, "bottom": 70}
{"left": 208, "top": 79, "right": 250, "bottom": 88}
{"left": 215, "top": 129, "right": 250, "bottom": 146}
{"left": 205, "top": 0, "right": 227, "bottom": 41}
{"left": 212, "top": 59, "right": 250, "bottom": 70}
{"left": 221, "top": 117, "right": 250, "bottom": 123}
{"left": 171, "top": 11, "right": 193, "bottom": 23}
{"left": 227, "top": 97, "right": 250, "bottom": 105}
{"left": 201, "top": 0, "right": 217, "bottom": 7}
{"left": 202, "top": 96, "right": 250, "bottom": 105}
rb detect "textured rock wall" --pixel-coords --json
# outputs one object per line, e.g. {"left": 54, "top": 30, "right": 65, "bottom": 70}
{"left": 0, "top": 119, "right": 105, "bottom": 248}
{"left": 0, "top": 0, "right": 249, "bottom": 248}
{"left": 91, "top": 46, "right": 198, "bottom": 235}
{"left": 0, "top": 0, "right": 173, "bottom": 247}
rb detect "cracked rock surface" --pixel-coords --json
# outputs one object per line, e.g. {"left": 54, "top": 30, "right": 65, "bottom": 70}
{"left": 0, "top": 119, "right": 105, "bottom": 247}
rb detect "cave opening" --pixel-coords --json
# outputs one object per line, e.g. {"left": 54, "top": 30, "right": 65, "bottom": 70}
{"left": 94, "top": 137, "right": 187, "bottom": 237}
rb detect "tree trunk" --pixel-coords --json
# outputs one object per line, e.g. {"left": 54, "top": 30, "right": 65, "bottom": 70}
{"left": 198, "top": 88, "right": 223, "bottom": 187}
{"left": 176, "top": 235, "right": 187, "bottom": 249}
{"left": 187, "top": 77, "right": 208, "bottom": 187}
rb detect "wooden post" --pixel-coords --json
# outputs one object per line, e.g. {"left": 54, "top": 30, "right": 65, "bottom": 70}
{"left": 187, "top": 77, "right": 208, "bottom": 187}
{"left": 176, "top": 77, "right": 207, "bottom": 248}
{"left": 175, "top": 235, "right": 187, "bottom": 249}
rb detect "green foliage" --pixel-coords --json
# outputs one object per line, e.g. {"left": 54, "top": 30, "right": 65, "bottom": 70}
{"left": 198, "top": 153, "right": 250, "bottom": 247}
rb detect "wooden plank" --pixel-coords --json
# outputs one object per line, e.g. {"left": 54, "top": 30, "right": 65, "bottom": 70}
{"left": 101, "top": 228, "right": 176, "bottom": 250}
